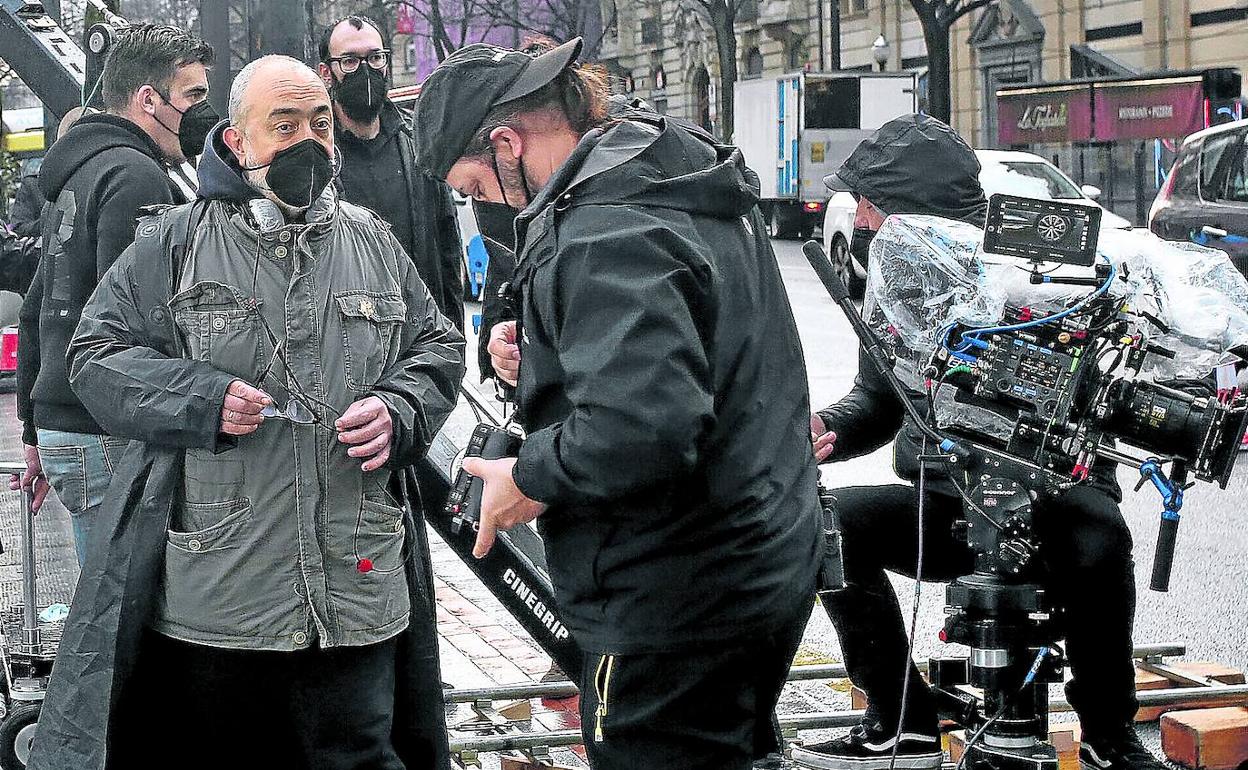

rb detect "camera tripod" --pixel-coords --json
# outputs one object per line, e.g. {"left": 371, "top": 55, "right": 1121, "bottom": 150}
{"left": 923, "top": 444, "right": 1067, "bottom": 770}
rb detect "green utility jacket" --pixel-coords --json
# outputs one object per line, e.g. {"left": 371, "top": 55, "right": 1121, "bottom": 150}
{"left": 68, "top": 187, "right": 465, "bottom": 650}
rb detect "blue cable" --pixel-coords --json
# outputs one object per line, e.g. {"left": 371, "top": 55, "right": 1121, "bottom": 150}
{"left": 948, "top": 256, "right": 1118, "bottom": 354}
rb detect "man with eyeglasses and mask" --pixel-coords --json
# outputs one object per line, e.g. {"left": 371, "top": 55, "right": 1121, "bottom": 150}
{"left": 13, "top": 24, "right": 216, "bottom": 566}
{"left": 318, "top": 15, "right": 465, "bottom": 329}
{"left": 30, "top": 55, "right": 465, "bottom": 770}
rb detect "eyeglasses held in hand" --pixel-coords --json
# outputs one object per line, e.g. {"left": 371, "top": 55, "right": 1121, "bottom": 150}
{"left": 261, "top": 399, "right": 318, "bottom": 424}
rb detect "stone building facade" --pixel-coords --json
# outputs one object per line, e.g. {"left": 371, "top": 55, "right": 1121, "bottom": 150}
{"left": 595, "top": 0, "right": 1248, "bottom": 148}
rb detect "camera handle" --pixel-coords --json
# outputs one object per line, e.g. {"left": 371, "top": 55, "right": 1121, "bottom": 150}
{"left": 1136, "top": 459, "right": 1188, "bottom": 592}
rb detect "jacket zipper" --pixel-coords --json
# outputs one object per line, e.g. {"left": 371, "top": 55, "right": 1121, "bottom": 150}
{"left": 593, "top": 653, "right": 616, "bottom": 742}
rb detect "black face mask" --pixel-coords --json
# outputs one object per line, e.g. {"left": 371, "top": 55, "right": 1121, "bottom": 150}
{"left": 491, "top": 148, "right": 536, "bottom": 212}
{"left": 333, "top": 66, "right": 388, "bottom": 123}
{"left": 850, "top": 227, "right": 876, "bottom": 266}
{"left": 243, "top": 139, "right": 335, "bottom": 210}
{"left": 155, "top": 90, "right": 220, "bottom": 160}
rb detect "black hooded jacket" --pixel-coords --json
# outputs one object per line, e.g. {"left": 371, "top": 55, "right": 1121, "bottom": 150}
{"left": 335, "top": 102, "right": 464, "bottom": 330}
{"left": 816, "top": 116, "right": 1120, "bottom": 498}
{"left": 508, "top": 115, "right": 822, "bottom": 654}
{"left": 17, "top": 113, "right": 180, "bottom": 445}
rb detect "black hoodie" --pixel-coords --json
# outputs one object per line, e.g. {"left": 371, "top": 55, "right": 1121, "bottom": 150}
{"left": 507, "top": 116, "right": 822, "bottom": 653}
{"left": 17, "top": 113, "right": 181, "bottom": 445}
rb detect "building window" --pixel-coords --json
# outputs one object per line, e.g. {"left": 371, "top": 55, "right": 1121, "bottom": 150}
{"left": 738, "top": 0, "right": 759, "bottom": 21}
{"left": 641, "top": 17, "right": 661, "bottom": 45}
{"left": 404, "top": 39, "right": 418, "bottom": 72}
{"left": 839, "top": 0, "right": 868, "bottom": 15}
{"left": 744, "top": 47, "right": 764, "bottom": 78}
{"left": 788, "top": 40, "right": 805, "bottom": 70}
{"left": 604, "top": 0, "right": 619, "bottom": 40}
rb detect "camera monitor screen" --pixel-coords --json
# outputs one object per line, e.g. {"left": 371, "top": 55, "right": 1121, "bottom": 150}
{"left": 983, "top": 194, "right": 1101, "bottom": 266}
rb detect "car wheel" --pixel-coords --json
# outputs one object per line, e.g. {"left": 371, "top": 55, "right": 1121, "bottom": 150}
{"left": 830, "top": 235, "right": 865, "bottom": 300}
{"left": 0, "top": 701, "right": 41, "bottom": 769}
{"left": 769, "top": 206, "right": 800, "bottom": 240}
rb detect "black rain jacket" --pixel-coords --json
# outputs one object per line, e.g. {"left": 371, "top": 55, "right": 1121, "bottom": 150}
{"left": 336, "top": 102, "right": 465, "bottom": 331}
{"left": 508, "top": 115, "right": 822, "bottom": 654}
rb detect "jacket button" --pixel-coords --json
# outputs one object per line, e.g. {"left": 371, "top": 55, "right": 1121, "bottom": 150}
{"left": 279, "top": 230, "right": 292, "bottom": 243}
{"left": 293, "top": 631, "right": 308, "bottom": 646}
{"left": 211, "top": 315, "right": 226, "bottom": 332}
{"left": 187, "top": 539, "right": 202, "bottom": 552}
{"left": 394, "top": 518, "right": 404, "bottom": 533}
{"left": 274, "top": 246, "right": 289, "bottom": 258}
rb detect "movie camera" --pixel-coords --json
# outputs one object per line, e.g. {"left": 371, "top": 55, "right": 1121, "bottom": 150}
{"left": 804, "top": 194, "right": 1248, "bottom": 770}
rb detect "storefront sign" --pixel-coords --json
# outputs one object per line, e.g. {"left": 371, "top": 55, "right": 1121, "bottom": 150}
{"left": 998, "top": 86, "right": 1093, "bottom": 145}
{"left": 1092, "top": 78, "right": 1204, "bottom": 141}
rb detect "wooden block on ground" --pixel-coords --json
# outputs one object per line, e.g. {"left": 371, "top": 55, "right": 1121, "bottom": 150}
{"left": 501, "top": 754, "right": 578, "bottom": 770}
{"left": 1162, "top": 707, "right": 1248, "bottom": 770}
{"left": 498, "top": 699, "right": 533, "bottom": 721}
{"left": 1137, "top": 667, "right": 1175, "bottom": 722}
{"left": 1179, "top": 663, "right": 1247, "bottom": 686}
{"left": 851, "top": 685, "right": 868, "bottom": 710}
{"left": 1137, "top": 663, "right": 1248, "bottom": 722}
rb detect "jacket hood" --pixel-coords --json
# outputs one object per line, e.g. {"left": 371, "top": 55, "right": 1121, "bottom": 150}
{"left": 532, "top": 116, "right": 759, "bottom": 221}
{"left": 825, "top": 114, "right": 987, "bottom": 225}
{"left": 196, "top": 120, "right": 263, "bottom": 203}
{"left": 39, "top": 114, "right": 166, "bottom": 200}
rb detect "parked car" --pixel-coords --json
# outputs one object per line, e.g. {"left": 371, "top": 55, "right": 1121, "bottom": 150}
{"left": 822, "top": 150, "right": 1130, "bottom": 298}
{"left": 1149, "top": 118, "right": 1248, "bottom": 274}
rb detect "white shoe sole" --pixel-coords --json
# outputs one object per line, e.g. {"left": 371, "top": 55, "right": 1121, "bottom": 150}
{"left": 790, "top": 746, "right": 945, "bottom": 770}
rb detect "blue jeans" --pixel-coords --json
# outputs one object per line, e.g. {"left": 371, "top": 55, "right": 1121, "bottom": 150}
{"left": 37, "top": 430, "right": 130, "bottom": 567}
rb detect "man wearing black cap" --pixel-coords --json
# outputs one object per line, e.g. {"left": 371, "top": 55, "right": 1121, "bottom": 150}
{"left": 797, "top": 115, "right": 1161, "bottom": 770}
{"left": 415, "top": 38, "right": 821, "bottom": 769}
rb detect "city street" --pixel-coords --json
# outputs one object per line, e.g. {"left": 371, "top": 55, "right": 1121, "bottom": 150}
{"left": 0, "top": 235, "right": 1245, "bottom": 765}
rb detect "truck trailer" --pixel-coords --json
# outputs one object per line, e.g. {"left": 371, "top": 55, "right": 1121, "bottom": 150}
{"left": 734, "top": 70, "right": 918, "bottom": 239}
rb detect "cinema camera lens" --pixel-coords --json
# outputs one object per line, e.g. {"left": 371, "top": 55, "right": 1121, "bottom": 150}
{"left": 1103, "top": 380, "right": 1247, "bottom": 485}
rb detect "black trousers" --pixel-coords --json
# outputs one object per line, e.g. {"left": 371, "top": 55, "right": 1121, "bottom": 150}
{"left": 821, "top": 484, "right": 1138, "bottom": 741}
{"left": 578, "top": 611, "right": 808, "bottom": 770}
{"left": 114, "top": 632, "right": 407, "bottom": 770}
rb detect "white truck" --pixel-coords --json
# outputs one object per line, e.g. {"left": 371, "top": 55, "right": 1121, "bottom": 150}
{"left": 734, "top": 71, "right": 918, "bottom": 239}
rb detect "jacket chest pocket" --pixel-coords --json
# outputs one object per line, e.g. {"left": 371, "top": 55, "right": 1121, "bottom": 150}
{"left": 170, "top": 282, "right": 264, "bottom": 381}
{"left": 334, "top": 291, "right": 407, "bottom": 393}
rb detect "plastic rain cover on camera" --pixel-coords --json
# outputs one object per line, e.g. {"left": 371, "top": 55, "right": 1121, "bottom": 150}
{"left": 864, "top": 215, "right": 1003, "bottom": 358}
{"left": 1097, "top": 228, "right": 1248, "bottom": 378}
{"left": 866, "top": 214, "right": 1248, "bottom": 381}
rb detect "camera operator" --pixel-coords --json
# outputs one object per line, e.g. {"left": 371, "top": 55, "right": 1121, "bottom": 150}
{"left": 414, "top": 38, "right": 821, "bottom": 769}
{"left": 794, "top": 115, "right": 1163, "bottom": 770}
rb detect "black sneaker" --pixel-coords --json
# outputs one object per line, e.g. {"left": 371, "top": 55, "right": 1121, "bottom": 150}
{"left": 791, "top": 722, "right": 944, "bottom": 770}
{"left": 1080, "top": 729, "right": 1169, "bottom": 770}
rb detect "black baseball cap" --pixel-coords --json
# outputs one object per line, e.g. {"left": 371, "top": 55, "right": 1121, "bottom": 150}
{"left": 824, "top": 113, "right": 987, "bottom": 224}
{"left": 414, "top": 37, "right": 584, "bottom": 179}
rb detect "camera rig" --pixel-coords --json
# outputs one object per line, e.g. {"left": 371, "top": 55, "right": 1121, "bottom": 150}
{"left": 803, "top": 195, "right": 1248, "bottom": 770}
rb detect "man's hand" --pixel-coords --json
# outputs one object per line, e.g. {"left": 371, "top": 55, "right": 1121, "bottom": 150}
{"left": 487, "top": 321, "right": 521, "bottom": 387}
{"left": 461, "top": 456, "right": 546, "bottom": 558}
{"left": 8, "top": 444, "right": 51, "bottom": 512}
{"left": 811, "top": 413, "right": 837, "bottom": 463}
{"left": 221, "top": 380, "right": 271, "bottom": 436}
{"left": 336, "top": 396, "right": 394, "bottom": 472}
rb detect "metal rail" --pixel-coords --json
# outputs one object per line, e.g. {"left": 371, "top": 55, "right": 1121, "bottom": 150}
{"left": 448, "top": 683, "right": 1248, "bottom": 754}
{"left": 445, "top": 643, "right": 1188, "bottom": 704}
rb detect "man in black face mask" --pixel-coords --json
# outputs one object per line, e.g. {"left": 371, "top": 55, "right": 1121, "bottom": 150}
{"left": 318, "top": 15, "right": 465, "bottom": 331}
{"left": 36, "top": 55, "right": 465, "bottom": 770}
{"left": 15, "top": 24, "right": 212, "bottom": 567}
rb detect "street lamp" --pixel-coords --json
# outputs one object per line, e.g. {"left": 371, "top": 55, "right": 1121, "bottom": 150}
{"left": 872, "top": 34, "right": 891, "bottom": 72}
